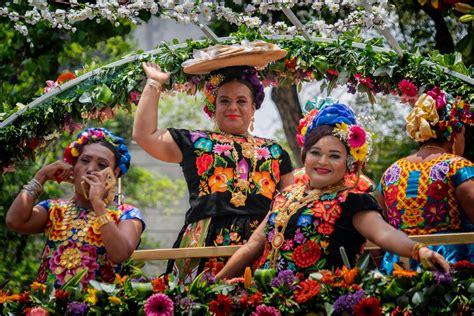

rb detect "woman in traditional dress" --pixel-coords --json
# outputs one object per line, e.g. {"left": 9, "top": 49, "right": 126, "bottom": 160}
{"left": 132, "top": 42, "right": 294, "bottom": 282}
{"left": 377, "top": 88, "right": 474, "bottom": 274}
{"left": 6, "top": 128, "right": 145, "bottom": 288}
{"left": 216, "top": 103, "right": 449, "bottom": 279}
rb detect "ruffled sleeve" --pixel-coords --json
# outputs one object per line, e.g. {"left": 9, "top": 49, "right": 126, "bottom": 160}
{"left": 118, "top": 204, "right": 146, "bottom": 232}
{"left": 453, "top": 166, "right": 474, "bottom": 187}
{"left": 37, "top": 199, "right": 51, "bottom": 212}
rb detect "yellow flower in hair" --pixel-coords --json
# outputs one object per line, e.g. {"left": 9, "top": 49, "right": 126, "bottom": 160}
{"left": 406, "top": 94, "right": 439, "bottom": 142}
{"left": 334, "top": 122, "right": 349, "bottom": 133}
{"left": 209, "top": 74, "right": 224, "bottom": 87}
{"left": 301, "top": 126, "right": 307, "bottom": 136}
{"left": 350, "top": 143, "right": 368, "bottom": 162}
{"left": 71, "top": 147, "right": 80, "bottom": 157}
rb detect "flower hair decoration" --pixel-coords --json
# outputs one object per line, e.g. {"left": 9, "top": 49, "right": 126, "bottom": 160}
{"left": 297, "top": 97, "right": 338, "bottom": 147}
{"left": 64, "top": 128, "right": 131, "bottom": 176}
{"left": 406, "top": 87, "right": 473, "bottom": 142}
{"left": 302, "top": 102, "right": 372, "bottom": 171}
{"left": 202, "top": 66, "right": 265, "bottom": 118}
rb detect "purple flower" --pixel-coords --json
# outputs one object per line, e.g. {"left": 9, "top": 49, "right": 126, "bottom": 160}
{"left": 433, "top": 271, "right": 452, "bottom": 285}
{"left": 252, "top": 304, "right": 281, "bottom": 316}
{"left": 333, "top": 290, "right": 366, "bottom": 314}
{"left": 131, "top": 276, "right": 148, "bottom": 282}
{"left": 190, "top": 131, "right": 208, "bottom": 143}
{"left": 270, "top": 270, "right": 297, "bottom": 290}
{"left": 144, "top": 293, "right": 174, "bottom": 316}
{"left": 65, "top": 302, "right": 88, "bottom": 316}
{"left": 175, "top": 295, "right": 196, "bottom": 313}
{"left": 429, "top": 161, "right": 450, "bottom": 181}
{"left": 384, "top": 163, "right": 401, "bottom": 185}
{"left": 294, "top": 228, "right": 306, "bottom": 244}
{"left": 201, "top": 271, "right": 216, "bottom": 285}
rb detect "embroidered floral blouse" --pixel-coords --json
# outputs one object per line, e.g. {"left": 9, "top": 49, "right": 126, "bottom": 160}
{"left": 258, "top": 184, "right": 381, "bottom": 274}
{"left": 35, "top": 199, "right": 145, "bottom": 288}
{"left": 379, "top": 154, "right": 474, "bottom": 235}
{"left": 168, "top": 129, "right": 293, "bottom": 225}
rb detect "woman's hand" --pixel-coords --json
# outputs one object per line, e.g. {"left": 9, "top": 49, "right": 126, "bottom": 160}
{"left": 35, "top": 160, "right": 73, "bottom": 184}
{"left": 418, "top": 247, "right": 451, "bottom": 273}
{"left": 142, "top": 62, "right": 170, "bottom": 85}
{"left": 82, "top": 171, "right": 110, "bottom": 209}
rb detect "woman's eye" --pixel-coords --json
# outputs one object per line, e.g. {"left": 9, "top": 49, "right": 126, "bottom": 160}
{"left": 310, "top": 150, "right": 320, "bottom": 156}
{"left": 99, "top": 164, "right": 108, "bottom": 169}
{"left": 330, "top": 154, "right": 341, "bottom": 159}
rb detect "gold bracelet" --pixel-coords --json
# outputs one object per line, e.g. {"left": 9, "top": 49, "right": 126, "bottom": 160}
{"left": 412, "top": 243, "right": 426, "bottom": 261}
{"left": 146, "top": 78, "right": 162, "bottom": 92}
{"left": 95, "top": 213, "right": 114, "bottom": 229}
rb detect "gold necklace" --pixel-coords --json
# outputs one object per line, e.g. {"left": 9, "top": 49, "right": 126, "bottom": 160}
{"left": 64, "top": 200, "right": 96, "bottom": 242}
{"left": 221, "top": 132, "right": 258, "bottom": 207}
{"left": 269, "top": 183, "right": 347, "bottom": 268}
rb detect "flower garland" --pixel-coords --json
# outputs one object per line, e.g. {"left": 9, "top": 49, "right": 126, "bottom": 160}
{"left": 1, "top": 261, "right": 473, "bottom": 315}
{"left": 1, "top": 33, "right": 472, "bottom": 175}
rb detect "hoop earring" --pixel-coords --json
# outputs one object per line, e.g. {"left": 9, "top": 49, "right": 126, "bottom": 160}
{"left": 249, "top": 116, "right": 255, "bottom": 133}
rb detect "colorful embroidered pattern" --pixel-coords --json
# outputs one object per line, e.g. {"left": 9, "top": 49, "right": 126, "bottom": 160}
{"left": 36, "top": 199, "right": 143, "bottom": 288}
{"left": 259, "top": 184, "right": 351, "bottom": 273}
{"left": 380, "top": 154, "right": 474, "bottom": 235}
{"left": 191, "top": 131, "right": 283, "bottom": 203}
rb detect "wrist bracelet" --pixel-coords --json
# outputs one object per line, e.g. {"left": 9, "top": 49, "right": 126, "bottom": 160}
{"left": 95, "top": 213, "right": 114, "bottom": 229}
{"left": 21, "top": 178, "right": 44, "bottom": 200}
{"left": 412, "top": 243, "right": 426, "bottom": 261}
{"left": 146, "top": 78, "right": 162, "bottom": 92}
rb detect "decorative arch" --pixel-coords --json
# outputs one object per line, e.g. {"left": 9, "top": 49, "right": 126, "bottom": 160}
{"left": 0, "top": 32, "right": 472, "bottom": 172}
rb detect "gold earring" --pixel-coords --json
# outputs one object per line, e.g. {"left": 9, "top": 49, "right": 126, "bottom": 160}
{"left": 250, "top": 116, "right": 255, "bottom": 133}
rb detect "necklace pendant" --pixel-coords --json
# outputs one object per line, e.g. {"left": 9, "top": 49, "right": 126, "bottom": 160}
{"left": 235, "top": 179, "right": 250, "bottom": 190}
{"left": 272, "top": 232, "right": 284, "bottom": 249}
{"left": 241, "top": 142, "right": 255, "bottom": 159}
{"left": 230, "top": 191, "right": 247, "bottom": 207}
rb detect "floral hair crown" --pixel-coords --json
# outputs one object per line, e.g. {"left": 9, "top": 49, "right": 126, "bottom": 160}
{"left": 300, "top": 100, "right": 372, "bottom": 171}
{"left": 406, "top": 87, "right": 473, "bottom": 142}
{"left": 202, "top": 66, "right": 265, "bottom": 118}
{"left": 64, "top": 128, "right": 131, "bottom": 176}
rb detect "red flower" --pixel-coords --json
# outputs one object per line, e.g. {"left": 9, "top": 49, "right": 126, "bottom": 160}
{"left": 327, "top": 69, "right": 339, "bottom": 77}
{"left": 239, "top": 293, "right": 249, "bottom": 308}
{"left": 317, "top": 222, "right": 334, "bottom": 235}
{"left": 452, "top": 260, "right": 474, "bottom": 271}
{"left": 354, "top": 297, "right": 382, "bottom": 316}
{"left": 54, "top": 289, "right": 69, "bottom": 302}
{"left": 294, "top": 279, "right": 321, "bottom": 303}
{"left": 284, "top": 58, "right": 297, "bottom": 70}
{"left": 152, "top": 276, "right": 167, "bottom": 293}
{"left": 398, "top": 79, "right": 418, "bottom": 97}
{"left": 209, "top": 294, "right": 233, "bottom": 316}
{"left": 354, "top": 74, "right": 375, "bottom": 89}
{"left": 248, "top": 291, "right": 263, "bottom": 306}
{"left": 271, "top": 160, "right": 280, "bottom": 183}
{"left": 427, "top": 180, "right": 449, "bottom": 200}
{"left": 384, "top": 185, "right": 399, "bottom": 207}
{"left": 196, "top": 154, "right": 213, "bottom": 176}
{"left": 56, "top": 71, "right": 76, "bottom": 84}
{"left": 292, "top": 240, "right": 321, "bottom": 268}
{"left": 204, "top": 258, "right": 225, "bottom": 275}
{"left": 130, "top": 91, "right": 141, "bottom": 105}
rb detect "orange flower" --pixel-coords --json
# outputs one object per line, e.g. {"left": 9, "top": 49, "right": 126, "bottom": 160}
{"left": 56, "top": 71, "right": 76, "bottom": 84}
{"left": 341, "top": 266, "right": 358, "bottom": 285}
{"left": 115, "top": 273, "right": 127, "bottom": 286}
{"left": 401, "top": 209, "right": 424, "bottom": 227}
{"left": 243, "top": 266, "right": 252, "bottom": 289}
{"left": 31, "top": 282, "right": 47, "bottom": 294}
{"left": 208, "top": 167, "right": 234, "bottom": 193}
{"left": 392, "top": 263, "right": 417, "bottom": 278}
{"left": 152, "top": 277, "right": 167, "bottom": 293}
{"left": 252, "top": 171, "right": 276, "bottom": 199}
{"left": 294, "top": 279, "right": 321, "bottom": 303}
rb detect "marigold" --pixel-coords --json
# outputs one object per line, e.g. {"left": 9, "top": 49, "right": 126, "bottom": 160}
{"left": 294, "top": 279, "right": 321, "bottom": 303}
{"left": 209, "top": 294, "right": 233, "bottom": 316}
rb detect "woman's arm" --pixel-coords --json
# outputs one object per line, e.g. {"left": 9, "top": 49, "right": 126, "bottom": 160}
{"left": 455, "top": 178, "right": 474, "bottom": 223}
{"left": 216, "top": 214, "right": 269, "bottom": 280}
{"left": 6, "top": 161, "right": 72, "bottom": 234}
{"left": 353, "top": 210, "right": 450, "bottom": 273}
{"left": 132, "top": 62, "right": 183, "bottom": 163}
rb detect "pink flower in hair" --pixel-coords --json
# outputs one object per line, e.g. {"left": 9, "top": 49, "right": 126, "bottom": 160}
{"left": 348, "top": 125, "right": 366, "bottom": 148}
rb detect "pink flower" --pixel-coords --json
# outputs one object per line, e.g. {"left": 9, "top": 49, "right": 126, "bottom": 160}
{"left": 144, "top": 293, "right": 174, "bottom": 316}
{"left": 256, "top": 147, "right": 271, "bottom": 160}
{"left": 348, "top": 125, "right": 366, "bottom": 148}
{"left": 427, "top": 87, "right": 447, "bottom": 110}
{"left": 44, "top": 80, "right": 59, "bottom": 94}
{"left": 214, "top": 144, "right": 233, "bottom": 156}
{"left": 130, "top": 91, "right": 141, "bottom": 105}
{"left": 398, "top": 79, "right": 418, "bottom": 97}
{"left": 354, "top": 74, "right": 374, "bottom": 89}
{"left": 27, "top": 307, "right": 49, "bottom": 316}
{"left": 252, "top": 305, "right": 281, "bottom": 316}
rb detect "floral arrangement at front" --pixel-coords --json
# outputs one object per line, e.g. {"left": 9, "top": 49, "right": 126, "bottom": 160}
{"left": 1, "top": 260, "right": 473, "bottom": 315}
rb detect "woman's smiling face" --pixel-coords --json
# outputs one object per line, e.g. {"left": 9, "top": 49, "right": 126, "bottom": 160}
{"left": 304, "top": 135, "right": 348, "bottom": 189}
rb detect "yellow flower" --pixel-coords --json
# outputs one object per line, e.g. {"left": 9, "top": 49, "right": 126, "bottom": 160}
{"left": 108, "top": 296, "right": 122, "bottom": 305}
{"left": 334, "top": 122, "right": 349, "bottom": 133}
{"left": 31, "top": 282, "right": 47, "bottom": 294}
{"left": 350, "top": 143, "right": 368, "bottom": 162}
{"left": 301, "top": 126, "right": 307, "bottom": 136}
{"left": 209, "top": 74, "right": 224, "bottom": 86}
{"left": 84, "top": 288, "right": 98, "bottom": 305}
{"left": 71, "top": 147, "right": 80, "bottom": 157}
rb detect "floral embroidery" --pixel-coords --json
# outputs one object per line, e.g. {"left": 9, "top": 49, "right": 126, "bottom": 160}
{"left": 383, "top": 163, "right": 401, "bottom": 185}
{"left": 191, "top": 131, "right": 284, "bottom": 203}
{"left": 429, "top": 161, "right": 449, "bottom": 181}
{"left": 401, "top": 208, "right": 424, "bottom": 227}
{"left": 427, "top": 180, "right": 448, "bottom": 201}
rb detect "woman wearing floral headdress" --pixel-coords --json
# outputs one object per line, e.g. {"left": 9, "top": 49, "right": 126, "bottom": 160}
{"left": 6, "top": 128, "right": 145, "bottom": 288}
{"left": 217, "top": 103, "right": 450, "bottom": 279}
{"left": 378, "top": 88, "right": 474, "bottom": 274}
{"left": 133, "top": 42, "right": 293, "bottom": 282}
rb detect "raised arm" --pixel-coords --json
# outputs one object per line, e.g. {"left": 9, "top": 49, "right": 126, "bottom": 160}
{"left": 132, "top": 62, "right": 183, "bottom": 163}
{"left": 216, "top": 213, "right": 269, "bottom": 280}
{"left": 6, "top": 161, "right": 72, "bottom": 234}
{"left": 353, "top": 210, "right": 450, "bottom": 273}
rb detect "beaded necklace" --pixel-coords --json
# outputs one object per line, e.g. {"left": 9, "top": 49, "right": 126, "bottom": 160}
{"left": 269, "top": 183, "right": 347, "bottom": 268}
{"left": 221, "top": 133, "right": 258, "bottom": 207}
